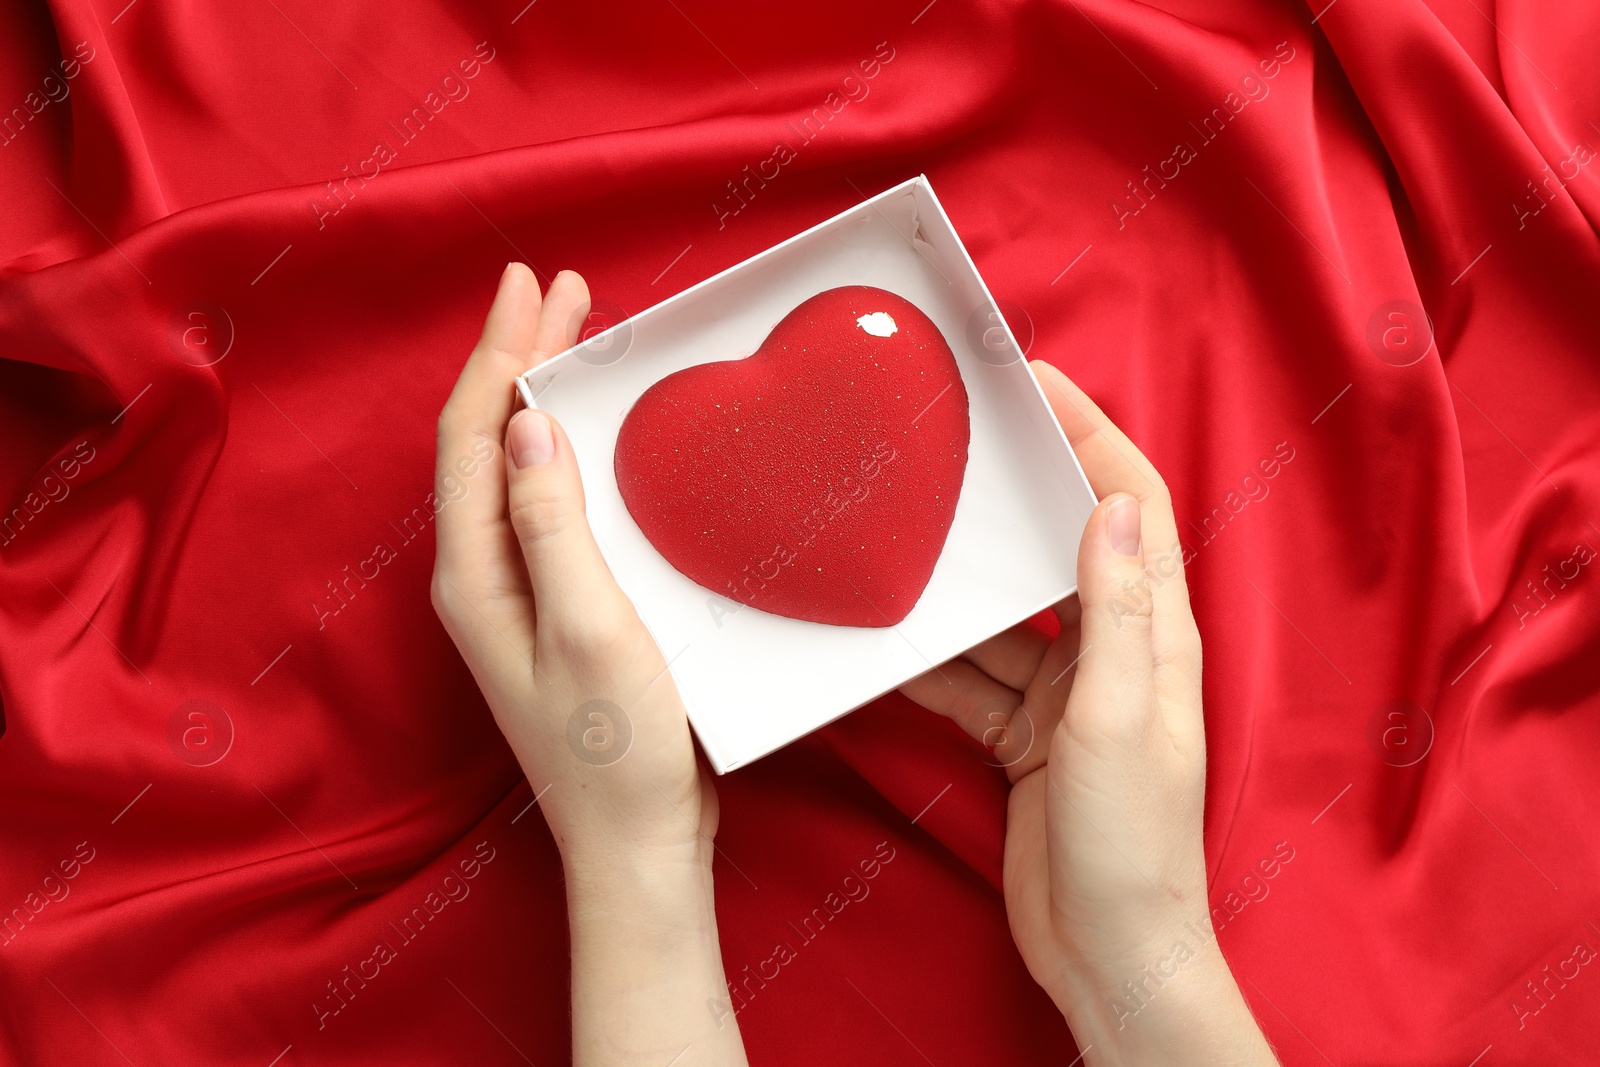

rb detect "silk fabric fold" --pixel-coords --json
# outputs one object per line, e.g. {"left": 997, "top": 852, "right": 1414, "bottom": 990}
{"left": 1, "top": 1, "right": 1597, "bottom": 1062}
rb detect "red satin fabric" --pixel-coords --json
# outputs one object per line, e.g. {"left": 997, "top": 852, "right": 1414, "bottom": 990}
{"left": 2, "top": 1, "right": 1597, "bottom": 1063}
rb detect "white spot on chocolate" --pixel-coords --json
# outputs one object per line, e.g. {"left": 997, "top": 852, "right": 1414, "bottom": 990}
{"left": 856, "top": 311, "right": 898, "bottom": 338}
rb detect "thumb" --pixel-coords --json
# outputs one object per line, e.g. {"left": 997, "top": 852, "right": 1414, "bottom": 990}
{"left": 1066, "top": 493, "right": 1158, "bottom": 740}
{"left": 505, "top": 407, "right": 633, "bottom": 648}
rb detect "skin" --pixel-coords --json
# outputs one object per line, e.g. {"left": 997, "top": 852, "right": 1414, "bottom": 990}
{"left": 433, "top": 264, "right": 1279, "bottom": 1066}
{"left": 901, "top": 360, "right": 1279, "bottom": 1065}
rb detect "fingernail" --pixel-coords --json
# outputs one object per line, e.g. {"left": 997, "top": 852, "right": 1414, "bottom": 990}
{"left": 509, "top": 410, "right": 555, "bottom": 468}
{"left": 1107, "top": 496, "right": 1142, "bottom": 557}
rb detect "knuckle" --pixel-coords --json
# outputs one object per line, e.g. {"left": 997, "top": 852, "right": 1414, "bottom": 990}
{"left": 435, "top": 401, "right": 499, "bottom": 456}
{"left": 479, "top": 340, "right": 526, "bottom": 366}
{"left": 1140, "top": 475, "right": 1174, "bottom": 511}
{"left": 954, "top": 667, "right": 987, "bottom": 712}
{"left": 1146, "top": 542, "right": 1187, "bottom": 585}
{"left": 434, "top": 428, "right": 498, "bottom": 505}
{"left": 1152, "top": 633, "right": 1201, "bottom": 678}
{"left": 545, "top": 602, "right": 637, "bottom": 667}
{"left": 1169, "top": 626, "right": 1205, "bottom": 680}
{"left": 1105, "top": 604, "right": 1155, "bottom": 635}
{"left": 1096, "top": 568, "right": 1156, "bottom": 624}
{"left": 507, "top": 489, "right": 574, "bottom": 547}
{"left": 428, "top": 568, "right": 459, "bottom": 625}
{"left": 435, "top": 407, "right": 462, "bottom": 454}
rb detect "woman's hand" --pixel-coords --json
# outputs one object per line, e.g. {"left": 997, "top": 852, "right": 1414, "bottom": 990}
{"left": 431, "top": 262, "right": 711, "bottom": 871}
{"left": 901, "top": 361, "right": 1278, "bottom": 1065}
{"left": 432, "top": 263, "right": 747, "bottom": 1066}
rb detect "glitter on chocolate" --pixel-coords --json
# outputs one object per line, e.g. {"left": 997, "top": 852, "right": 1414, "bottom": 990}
{"left": 614, "top": 285, "right": 970, "bottom": 627}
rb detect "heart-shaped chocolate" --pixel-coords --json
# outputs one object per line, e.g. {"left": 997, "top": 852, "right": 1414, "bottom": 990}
{"left": 614, "top": 285, "right": 969, "bottom": 627}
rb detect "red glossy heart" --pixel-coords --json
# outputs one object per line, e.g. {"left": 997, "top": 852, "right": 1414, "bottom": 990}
{"left": 614, "top": 285, "right": 969, "bottom": 627}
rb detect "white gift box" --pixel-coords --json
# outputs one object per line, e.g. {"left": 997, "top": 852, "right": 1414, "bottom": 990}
{"left": 515, "top": 175, "right": 1098, "bottom": 773}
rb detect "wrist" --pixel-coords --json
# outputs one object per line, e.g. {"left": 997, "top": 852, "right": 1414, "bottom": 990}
{"left": 1034, "top": 906, "right": 1215, "bottom": 1010}
{"left": 540, "top": 781, "right": 716, "bottom": 881}
{"left": 1049, "top": 917, "right": 1276, "bottom": 1066}
{"left": 565, "top": 836, "right": 716, "bottom": 909}
{"left": 562, "top": 823, "right": 746, "bottom": 1063}
{"left": 565, "top": 849, "right": 723, "bottom": 999}
{"left": 521, "top": 760, "right": 714, "bottom": 877}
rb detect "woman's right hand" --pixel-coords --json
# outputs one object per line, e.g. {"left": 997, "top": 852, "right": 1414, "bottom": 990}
{"left": 900, "top": 361, "right": 1278, "bottom": 1065}
{"left": 431, "top": 264, "right": 714, "bottom": 873}
{"left": 432, "top": 264, "right": 746, "bottom": 1066}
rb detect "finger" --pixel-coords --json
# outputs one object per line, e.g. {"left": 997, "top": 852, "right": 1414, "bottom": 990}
{"left": 1030, "top": 621, "right": 1086, "bottom": 704}
{"left": 898, "top": 659, "right": 1033, "bottom": 765}
{"left": 983, "top": 617, "right": 1085, "bottom": 781}
{"left": 1052, "top": 594, "right": 1081, "bottom": 630}
{"left": 531, "top": 270, "right": 591, "bottom": 363}
{"left": 435, "top": 263, "right": 542, "bottom": 582}
{"left": 504, "top": 407, "right": 637, "bottom": 659}
{"left": 992, "top": 620, "right": 1081, "bottom": 780}
{"left": 1031, "top": 361, "right": 1164, "bottom": 499}
{"left": 1064, "top": 493, "right": 1159, "bottom": 749}
{"left": 1031, "top": 361, "right": 1203, "bottom": 725}
{"left": 962, "top": 621, "right": 1050, "bottom": 692}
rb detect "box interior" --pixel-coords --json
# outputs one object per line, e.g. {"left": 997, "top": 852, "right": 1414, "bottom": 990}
{"left": 518, "top": 177, "right": 1098, "bottom": 772}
